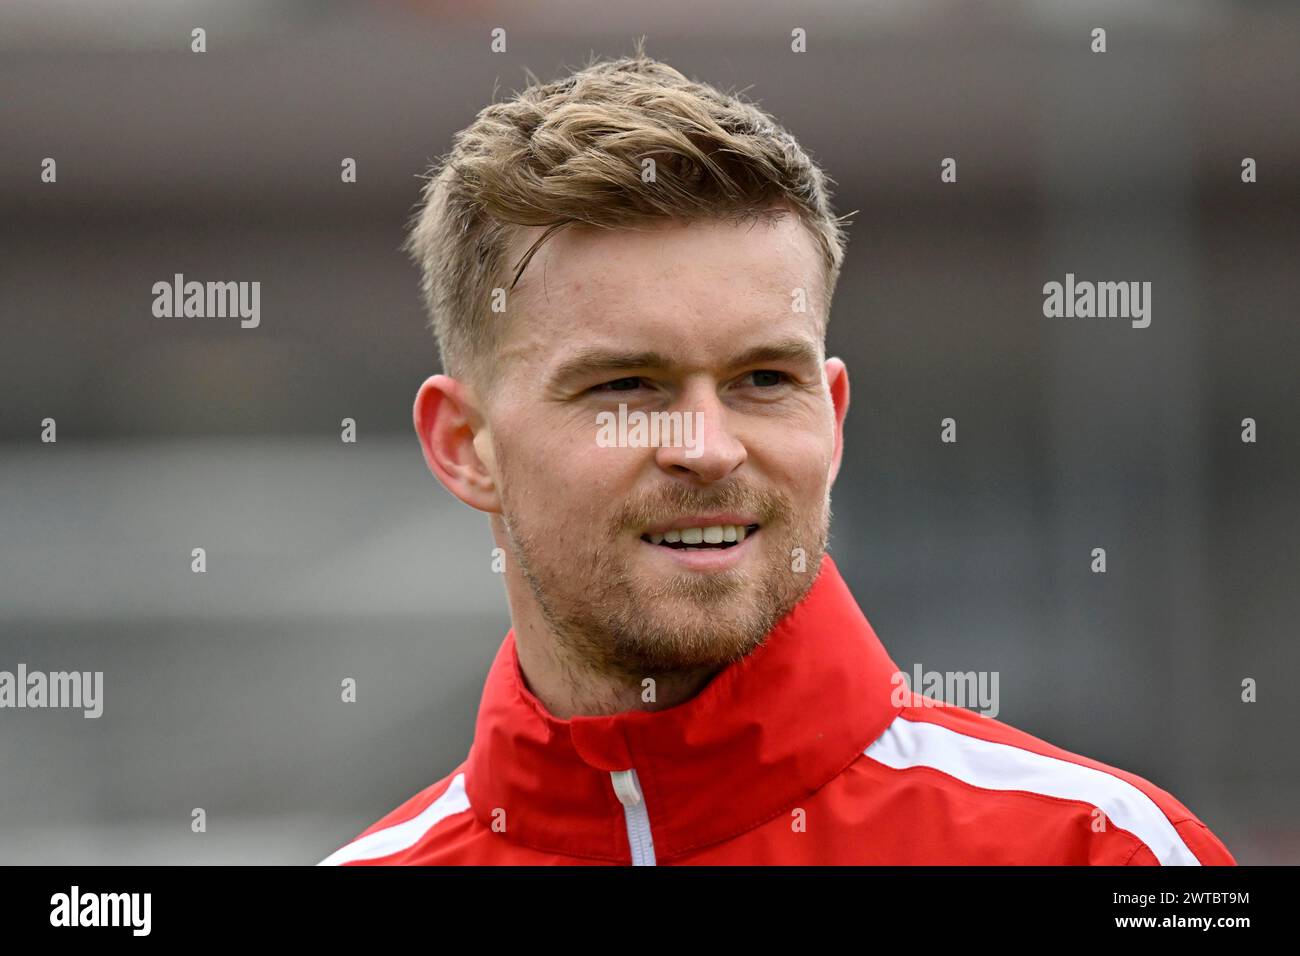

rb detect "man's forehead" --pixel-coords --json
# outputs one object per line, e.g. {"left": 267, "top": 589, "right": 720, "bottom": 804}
{"left": 499, "top": 215, "right": 826, "bottom": 368}
{"left": 509, "top": 214, "right": 820, "bottom": 297}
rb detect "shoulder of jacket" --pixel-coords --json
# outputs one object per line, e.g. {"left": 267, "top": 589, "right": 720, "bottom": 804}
{"left": 317, "top": 761, "right": 473, "bottom": 866}
{"left": 862, "top": 695, "right": 1232, "bottom": 864}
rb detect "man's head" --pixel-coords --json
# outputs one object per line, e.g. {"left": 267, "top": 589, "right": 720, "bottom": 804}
{"left": 409, "top": 47, "right": 852, "bottom": 688}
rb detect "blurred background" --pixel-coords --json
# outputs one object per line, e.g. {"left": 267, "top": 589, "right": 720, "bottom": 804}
{"left": 1, "top": 0, "right": 1296, "bottom": 865}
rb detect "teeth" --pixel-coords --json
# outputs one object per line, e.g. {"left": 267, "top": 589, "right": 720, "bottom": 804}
{"left": 645, "top": 524, "right": 756, "bottom": 545}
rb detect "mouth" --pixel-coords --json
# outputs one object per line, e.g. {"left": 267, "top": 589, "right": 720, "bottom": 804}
{"left": 639, "top": 523, "right": 761, "bottom": 551}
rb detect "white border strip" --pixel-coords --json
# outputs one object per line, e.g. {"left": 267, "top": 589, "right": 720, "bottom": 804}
{"left": 865, "top": 716, "right": 1199, "bottom": 865}
{"left": 318, "top": 772, "right": 472, "bottom": 866}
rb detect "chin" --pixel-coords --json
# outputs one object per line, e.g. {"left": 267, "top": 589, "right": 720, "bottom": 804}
{"left": 618, "top": 627, "right": 766, "bottom": 675}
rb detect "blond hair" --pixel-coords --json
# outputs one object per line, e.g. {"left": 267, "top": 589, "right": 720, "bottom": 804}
{"left": 403, "top": 43, "right": 850, "bottom": 390}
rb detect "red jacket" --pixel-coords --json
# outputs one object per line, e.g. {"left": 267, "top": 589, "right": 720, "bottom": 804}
{"left": 319, "top": 554, "right": 1235, "bottom": 865}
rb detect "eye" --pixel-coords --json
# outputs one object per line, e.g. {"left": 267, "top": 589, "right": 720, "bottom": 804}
{"left": 744, "top": 369, "right": 789, "bottom": 388}
{"left": 592, "top": 376, "right": 645, "bottom": 393}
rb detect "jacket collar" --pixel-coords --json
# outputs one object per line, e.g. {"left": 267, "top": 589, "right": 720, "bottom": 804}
{"left": 464, "top": 553, "right": 903, "bottom": 862}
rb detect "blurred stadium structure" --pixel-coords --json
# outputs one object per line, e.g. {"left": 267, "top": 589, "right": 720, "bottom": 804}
{"left": 1, "top": 0, "right": 1297, "bottom": 863}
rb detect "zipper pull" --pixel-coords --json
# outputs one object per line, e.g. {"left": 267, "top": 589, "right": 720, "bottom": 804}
{"left": 610, "top": 768, "right": 642, "bottom": 807}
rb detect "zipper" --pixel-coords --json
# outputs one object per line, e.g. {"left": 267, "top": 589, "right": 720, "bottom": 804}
{"left": 610, "top": 769, "right": 657, "bottom": 866}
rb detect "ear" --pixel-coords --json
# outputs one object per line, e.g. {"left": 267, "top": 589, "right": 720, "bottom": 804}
{"left": 824, "top": 357, "right": 850, "bottom": 486}
{"left": 413, "top": 374, "right": 501, "bottom": 514}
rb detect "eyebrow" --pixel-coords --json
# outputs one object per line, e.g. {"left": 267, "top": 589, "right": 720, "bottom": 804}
{"left": 547, "top": 338, "right": 822, "bottom": 389}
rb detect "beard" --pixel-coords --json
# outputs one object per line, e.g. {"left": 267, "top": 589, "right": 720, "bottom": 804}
{"left": 499, "top": 475, "right": 831, "bottom": 687}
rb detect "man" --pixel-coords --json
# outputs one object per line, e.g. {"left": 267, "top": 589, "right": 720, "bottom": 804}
{"left": 319, "top": 50, "right": 1234, "bottom": 865}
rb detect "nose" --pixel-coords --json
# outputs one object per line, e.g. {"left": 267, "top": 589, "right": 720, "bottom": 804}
{"left": 652, "top": 378, "right": 747, "bottom": 483}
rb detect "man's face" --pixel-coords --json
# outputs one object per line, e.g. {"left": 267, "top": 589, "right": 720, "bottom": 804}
{"left": 477, "top": 213, "right": 845, "bottom": 682}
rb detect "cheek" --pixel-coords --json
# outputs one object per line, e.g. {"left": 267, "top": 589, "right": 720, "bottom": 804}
{"left": 496, "top": 420, "right": 639, "bottom": 526}
{"left": 757, "top": 422, "right": 835, "bottom": 491}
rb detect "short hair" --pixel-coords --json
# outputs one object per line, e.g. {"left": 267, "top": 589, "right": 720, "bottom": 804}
{"left": 402, "top": 41, "right": 851, "bottom": 392}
